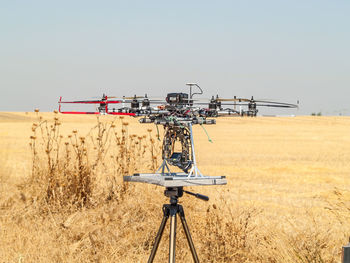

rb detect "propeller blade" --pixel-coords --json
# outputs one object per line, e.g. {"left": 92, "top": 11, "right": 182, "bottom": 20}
{"left": 105, "top": 100, "right": 122, "bottom": 104}
{"left": 253, "top": 100, "right": 297, "bottom": 107}
{"left": 109, "top": 96, "right": 164, "bottom": 100}
{"left": 59, "top": 100, "right": 107, "bottom": 104}
{"left": 125, "top": 96, "right": 144, "bottom": 99}
{"left": 117, "top": 99, "right": 166, "bottom": 104}
{"left": 197, "top": 102, "right": 297, "bottom": 108}
{"left": 255, "top": 104, "right": 298, "bottom": 108}
{"left": 216, "top": 98, "right": 250, "bottom": 102}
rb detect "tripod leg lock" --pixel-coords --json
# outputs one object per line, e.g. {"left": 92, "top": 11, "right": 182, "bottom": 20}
{"left": 163, "top": 204, "right": 171, "bottom": 217}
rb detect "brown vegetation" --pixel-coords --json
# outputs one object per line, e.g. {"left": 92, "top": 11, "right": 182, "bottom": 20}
{"left": 0, "top": 113, "right": 350, "bottom": 262}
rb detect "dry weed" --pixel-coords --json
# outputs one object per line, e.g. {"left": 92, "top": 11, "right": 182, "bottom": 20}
{"left": 0, "top": 115, "right": 349, "bottom": 262}
{"left": 23, "top": 114, "right": 160, "bottom": 213}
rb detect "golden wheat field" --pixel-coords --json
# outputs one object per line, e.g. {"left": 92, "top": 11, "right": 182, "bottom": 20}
{"left": 1, "top": 111, "right": 350, "bottom": 263}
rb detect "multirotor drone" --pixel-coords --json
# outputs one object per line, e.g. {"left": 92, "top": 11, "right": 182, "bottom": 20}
{"left": 59, "top": 83, "right": 298, "bottom": 182}
{"left": 59, "top": 84, "right": 297, "bottom": 117}
{"left": 58, "top": 84, "right": 297, "bottom": 262}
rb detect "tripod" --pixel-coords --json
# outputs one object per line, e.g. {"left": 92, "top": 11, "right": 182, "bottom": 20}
{"left": 148, "top": 187, "right": 208, "bottom": 263}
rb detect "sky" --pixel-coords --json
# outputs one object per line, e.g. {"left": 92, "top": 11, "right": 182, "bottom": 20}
{"left": 0, "top": 0, "right": 349, "bottom": 115}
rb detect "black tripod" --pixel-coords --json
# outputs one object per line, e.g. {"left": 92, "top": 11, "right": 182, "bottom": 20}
{"left": 148, "top": 187, "right": 209, "bottom": 263}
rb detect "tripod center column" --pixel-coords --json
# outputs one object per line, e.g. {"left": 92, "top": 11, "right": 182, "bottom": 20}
{"left": 169, "top": 204, "right": 178, "bottom": 263}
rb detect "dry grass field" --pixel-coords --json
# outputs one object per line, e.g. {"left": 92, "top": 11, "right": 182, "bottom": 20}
{"left": 1, "top": 112, "right": 350, "bottom": 262}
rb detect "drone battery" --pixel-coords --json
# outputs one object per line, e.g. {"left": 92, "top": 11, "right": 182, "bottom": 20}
{"left": 166, "top": 93, "right": 189, "bottom": 105}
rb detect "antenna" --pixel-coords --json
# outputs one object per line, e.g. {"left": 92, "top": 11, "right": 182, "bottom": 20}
{"left": 186, "top": 83, "right": 203, "bottom": 99}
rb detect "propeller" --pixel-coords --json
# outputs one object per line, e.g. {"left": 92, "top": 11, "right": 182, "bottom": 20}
{"left": 216, "top": 98, "right": 250, "bottom": 102}
{"left": 109, "top": 94, "right": 166, "bottom": 102}
{"left": 59, "top": 99, "right": 115, "bottom": 104}
{"left": 219, "top": 103, "right": 298, "bottom": 108}
{"left": 108, "top": 95, "right": 144, "bottom": 100}
{"left": 190, "top": 101, "right": 298, "bottom": 108}
{"left": 250, "top": 100, "right": 297, "bottom": 107}
{"left": 216, "top": 95, "right": 297, "bottom": 107}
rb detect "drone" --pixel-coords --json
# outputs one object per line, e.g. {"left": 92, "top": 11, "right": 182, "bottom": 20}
{"left": 58, "top": 83, "right": 298, "bottom": 262}
{"left": 58, "top": 83, "right": 297, "bottom": 178}
{"left": 59, "top": 84, "right": 297, "bottom": 117}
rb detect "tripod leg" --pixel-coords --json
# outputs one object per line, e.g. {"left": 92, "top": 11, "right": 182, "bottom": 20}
{"left": 169, "top": 206, "right": 177, "bottom": 263}
{"left": 148, "top": 205, "right": 170, "bottom": 263}
{"left": 178, "top": 205, "right": 200, "bottom": 263}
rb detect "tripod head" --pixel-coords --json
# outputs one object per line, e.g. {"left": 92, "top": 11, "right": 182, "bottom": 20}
{"left": 164, "top": 187, "right": 209, "bottom": 205}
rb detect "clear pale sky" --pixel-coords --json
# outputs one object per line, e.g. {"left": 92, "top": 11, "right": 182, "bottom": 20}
{"left": 1, "top": 1, "right": 349, "bottom": 115}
